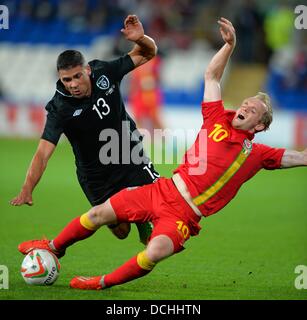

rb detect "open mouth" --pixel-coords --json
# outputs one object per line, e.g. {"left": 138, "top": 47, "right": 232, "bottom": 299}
{"left": 238, "top": 114, "right": 245, "bottom": 120}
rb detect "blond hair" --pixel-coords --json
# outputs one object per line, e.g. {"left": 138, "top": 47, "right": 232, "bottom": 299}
{"left": 254, "top": 92, "right": 273, "bottom": 131}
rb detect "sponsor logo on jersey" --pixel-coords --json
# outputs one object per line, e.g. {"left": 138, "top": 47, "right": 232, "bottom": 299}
{"left": 73, "top": 109, "right": 83, "bottom": 117}
{"left": 106, "top": 85, "right": 115, "bottom": 96}
{"left": 96, "top": 75, "right": 110, "bottom": 90}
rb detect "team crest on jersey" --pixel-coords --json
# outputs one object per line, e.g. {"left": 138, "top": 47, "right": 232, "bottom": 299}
{"left": 242, "top": 139, "right": 253, "bottom": 155}
{"left": 96, "top": 75, "right": 110, "bottom": 90}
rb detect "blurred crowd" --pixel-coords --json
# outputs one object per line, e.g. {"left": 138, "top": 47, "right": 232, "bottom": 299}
{"left": 2, "top": 0, "right": 303, "bottom": 60}
{"left": 1, "top": 0, "right": 306, "bottom": 109}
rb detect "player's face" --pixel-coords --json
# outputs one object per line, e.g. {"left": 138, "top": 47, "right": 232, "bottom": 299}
{"left": 59, "top": 65, "right": 92, "bottom": 98}
{"left": 232, "top": 97, "right": 267, "bottom": 133}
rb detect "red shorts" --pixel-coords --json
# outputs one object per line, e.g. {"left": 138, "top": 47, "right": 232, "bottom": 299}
{"left": 110, "top": 178, "right": 202, "bottom": 253}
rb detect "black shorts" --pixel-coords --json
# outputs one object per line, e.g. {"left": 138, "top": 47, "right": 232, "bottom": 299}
{"left": 77, "top": 163, "right": 159, "bottom": 206}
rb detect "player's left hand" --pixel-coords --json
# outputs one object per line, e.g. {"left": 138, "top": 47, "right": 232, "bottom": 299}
{"left": 121, "top": 15, "right": 145, "bottom": 42}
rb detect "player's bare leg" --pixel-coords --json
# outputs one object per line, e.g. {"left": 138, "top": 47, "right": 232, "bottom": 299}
{"left": 144, "top": 234, "right": 174, "bottom": 262}
{"left": 70, "top": 235, "right": 174, "bottom": 290}
{"left": 108, "top": 221, "right": 152, "bottom": 245}
{"left": 107, "top": 222, "right": 131, "bottom": 239}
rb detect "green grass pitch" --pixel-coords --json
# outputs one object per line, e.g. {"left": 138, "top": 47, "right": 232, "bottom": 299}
{"left": 0, "top": 138, "right": 306, "bottom": 300}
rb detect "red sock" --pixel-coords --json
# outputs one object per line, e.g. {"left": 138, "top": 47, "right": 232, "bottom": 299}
{"left": 104, "top": 256, "right": 152, "bottom": 287}
{"left": 52, "top": 217, "right": 96, "bottom": 251}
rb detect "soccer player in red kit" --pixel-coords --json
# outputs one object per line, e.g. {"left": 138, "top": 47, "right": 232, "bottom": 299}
{"left": 128, "top": 54, "right": 164, "bottom": 132}
{"left": 18, "top": 18, "right": 307, "bottom": 290}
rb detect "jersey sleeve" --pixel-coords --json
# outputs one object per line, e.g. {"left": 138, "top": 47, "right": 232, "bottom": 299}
{"left": 201, "top": 100, "right": 225, "bottom": 123}
{"left": 105, "top": 55, "right": 135, "bottom": 81}
{"left": 41, "top": 110, "right": 63, "bottom": 145}
{"left": 256, "top": 143, "right": 286, "bottom": 170}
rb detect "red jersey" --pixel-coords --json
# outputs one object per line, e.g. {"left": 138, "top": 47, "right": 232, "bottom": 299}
{"left": 174, "top": 100, "right": 285, "bottom": 217}
{"left": 129, "top": 56, "right": 163, "bottom": 118}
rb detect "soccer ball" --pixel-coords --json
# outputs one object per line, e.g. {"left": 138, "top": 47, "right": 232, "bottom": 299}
{"left": 21, "top": 249, "right": 60, "bottom": 285}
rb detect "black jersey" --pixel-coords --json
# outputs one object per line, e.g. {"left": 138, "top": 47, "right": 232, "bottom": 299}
{"left": 42, "top": 55, "right": 159, "bottom": 205}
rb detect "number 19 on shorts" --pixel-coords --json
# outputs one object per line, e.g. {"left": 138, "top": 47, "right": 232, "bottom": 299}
{"left": 176, "top": 221, "right": 190, "bottom": 239}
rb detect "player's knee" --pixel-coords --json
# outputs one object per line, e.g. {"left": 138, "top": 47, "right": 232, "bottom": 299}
{"left": 85, "top": 207, "right": 99, "bottom": 227}
{"left": 146, "top": 235, "right": 174, "bottom": 263}
{"left": 87, "top": 201, "right": 117, "bottom": 227}
{"left": 87, "top": 204, "right": 106, "bottom": 227}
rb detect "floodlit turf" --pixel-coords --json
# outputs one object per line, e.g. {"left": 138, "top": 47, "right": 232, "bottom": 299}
{"left": 0, "top": 138, "right": 306, "bottom": 300}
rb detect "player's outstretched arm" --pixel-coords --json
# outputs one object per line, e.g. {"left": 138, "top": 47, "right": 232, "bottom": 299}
{"left": 204, "top": 17, "right": 236, "bottom": 102}
{"left": 122, "top": 14, "right": 157, "bottom": 68}
{"left": 10, "top": 139, "right": 56, "bottom": 206}
{"left": 280, "top": 148, "right": 307, "bottom": 168}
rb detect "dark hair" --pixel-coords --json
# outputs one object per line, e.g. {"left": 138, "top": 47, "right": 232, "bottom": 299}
{"left": 56, "top": 50, "right": 86, "bottom": 71}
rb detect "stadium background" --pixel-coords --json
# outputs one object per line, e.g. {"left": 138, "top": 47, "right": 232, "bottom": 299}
{"left": 0, "top": 0, "right": 306, "bottom": 300}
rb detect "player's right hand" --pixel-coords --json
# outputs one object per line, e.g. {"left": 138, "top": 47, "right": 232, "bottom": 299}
{"left": 10, "top": 190, "right": 33, "bottom": 206}
{"left": 218, "top": 17, "right": 236, "bottom": 47}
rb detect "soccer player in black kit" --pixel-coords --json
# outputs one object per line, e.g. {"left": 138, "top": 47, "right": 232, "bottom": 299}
{"left": 10, "top": 15, "right": 160, "bottom": 244}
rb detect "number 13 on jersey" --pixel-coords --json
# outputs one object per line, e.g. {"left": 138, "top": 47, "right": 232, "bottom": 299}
{"left": 92, "top": 98, "right": 110, "bottom": 119}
